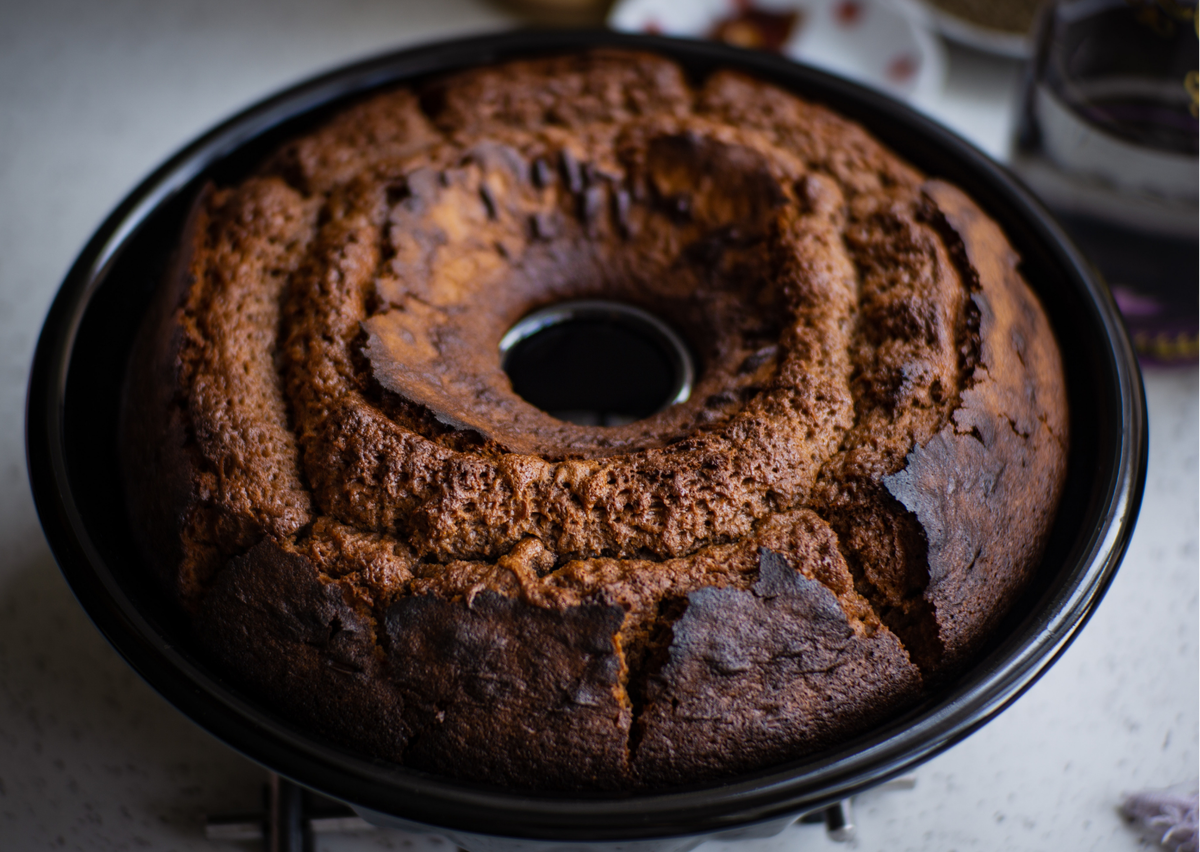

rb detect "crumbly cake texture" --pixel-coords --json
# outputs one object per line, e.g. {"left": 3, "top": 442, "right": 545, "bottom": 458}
{"left": 121, "top": 50, "right": 1068, "bottom": 791}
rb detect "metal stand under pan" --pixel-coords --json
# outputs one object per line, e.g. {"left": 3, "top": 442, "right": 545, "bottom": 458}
{"left": 204, "top": 772, "right": 918, "bottom": 850}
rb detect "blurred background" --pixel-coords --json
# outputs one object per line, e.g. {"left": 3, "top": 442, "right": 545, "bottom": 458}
{"left": 1, "top": 1, "right": 1195, "bottom": 850}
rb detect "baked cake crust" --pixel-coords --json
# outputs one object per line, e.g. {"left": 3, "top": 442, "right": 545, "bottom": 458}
{"left": 120, "top": 50, "right": 1068, "bottom": 790}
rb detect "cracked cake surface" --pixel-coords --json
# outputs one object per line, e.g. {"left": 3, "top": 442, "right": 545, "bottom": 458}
{"left": 120, "top": 49, "right": 1068, "bottom": 791}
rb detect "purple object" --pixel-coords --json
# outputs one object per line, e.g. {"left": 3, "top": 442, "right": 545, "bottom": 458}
{"left": 1121, "top": 788, "right": 1199, "bottom": 852}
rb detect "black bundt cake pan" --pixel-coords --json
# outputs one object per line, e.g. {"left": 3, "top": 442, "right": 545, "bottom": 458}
{"left": 26, "top": 29, "right": 1145, "bottom": 847}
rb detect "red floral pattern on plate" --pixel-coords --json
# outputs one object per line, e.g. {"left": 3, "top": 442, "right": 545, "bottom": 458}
{"left": 887, "top": 53, "right": 918, "bottom": 82}
{"left": 834, "top": 0, "right": 862, "bottom": 25}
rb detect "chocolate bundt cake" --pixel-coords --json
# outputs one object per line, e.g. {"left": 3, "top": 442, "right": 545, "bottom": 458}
{"left": 120, "top": 50, "right": 1068, "bottom": 791}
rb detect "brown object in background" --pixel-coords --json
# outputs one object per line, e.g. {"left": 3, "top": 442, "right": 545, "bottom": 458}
{"left": 927, "top": 0, "right": 1040, "bottom": 34}
{"left": 709, "top": 1, "right": 802, "bottom": 52}
{"left": 491, "top": 0, "right": 612, "bottom": 27}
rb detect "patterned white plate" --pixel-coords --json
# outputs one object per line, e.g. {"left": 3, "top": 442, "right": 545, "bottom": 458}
{"left": 608, "top": 0, "right": 946, "bottom": 108}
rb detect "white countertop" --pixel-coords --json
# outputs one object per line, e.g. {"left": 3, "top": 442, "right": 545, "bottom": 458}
{"left": 1, "top": 1, "right": 1195, "bottom": 849}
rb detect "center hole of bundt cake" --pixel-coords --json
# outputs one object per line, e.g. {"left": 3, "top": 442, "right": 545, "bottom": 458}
{"left": 500, "top": 301, "right": 694, "bottom": 426}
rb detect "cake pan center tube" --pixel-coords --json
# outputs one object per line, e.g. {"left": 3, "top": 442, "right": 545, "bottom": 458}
{"left": 499, "top": 300, "right": 695, "bottom": 426}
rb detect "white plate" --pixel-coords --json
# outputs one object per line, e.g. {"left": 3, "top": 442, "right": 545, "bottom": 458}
{"left": 608, "top": 0, "right": 946, "bottom": 108}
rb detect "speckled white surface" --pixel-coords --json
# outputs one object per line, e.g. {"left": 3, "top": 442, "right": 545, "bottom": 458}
{"left": 1, "top": 2, "right": 1195, "bottom": 849}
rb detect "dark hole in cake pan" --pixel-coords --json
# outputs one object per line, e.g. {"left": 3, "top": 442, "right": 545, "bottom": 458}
{"left": 26, "top": 29, "right": 1146, "bottom": 846}
{"left": 500, "top": 300, "right": 695, "bottom": 426}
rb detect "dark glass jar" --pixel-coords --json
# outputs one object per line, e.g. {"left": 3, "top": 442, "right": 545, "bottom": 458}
{"left": 1012, "top": 0, "right": 1199, "bottom": 362}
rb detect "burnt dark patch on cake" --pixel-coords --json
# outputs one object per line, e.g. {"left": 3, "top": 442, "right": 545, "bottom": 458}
{"left": 612, "top": 186, "right": 632, "bottom": 237}
{"left": 559, "top": 148, "right": 585, "bottom": 195}
{"left": 738, "top": 345, "right": 780, "bottom": 376}
{"left": 531, "top": 156, "right": 554, "bottom": 189}
{"left": 630, "top": 547, "right": 920, "bottom": 785}
{"left": 383, "top": 590, "right": 631, "bottom": 789}
{"left": 579, "top": 184, "right": 606, "bottom": 230}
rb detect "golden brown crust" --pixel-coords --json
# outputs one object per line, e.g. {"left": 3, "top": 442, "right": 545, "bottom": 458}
{"left": 122, "top": 51, "right": 1067, "bottom": 790}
